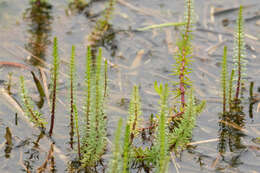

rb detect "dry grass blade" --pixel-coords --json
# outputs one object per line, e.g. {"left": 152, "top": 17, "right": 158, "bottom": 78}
{"left": 130, "top": 49, "right": 145, "bottom": 69}
{"left": 187, "top": 138, "right": 219, "bottom": 146}
{"left": 37, "top": 143, "right": 54, "bottom": 173}
{"left": 219, "top": 120, "right": 249, "bottom": 134}
{"left": 164, "top": 29, "right": 176, "bottom": 54}
{"left": 0, "top": 87, "right": 34, "bottom": 128}
{"left": 39, "top": 67, "right": 51, "bottom": 109}
{"left": 170, "top": 152, "right": 180, "bottom": 173}
{"left": 19, "top": 150, "right": 31, "bottom": 173}
{"left": 211, "top": 153, "right": 221, "bottom": 168}
{"left": 257, "top": 102, "right": 260, "bottom": 112}
{"left": 0, "top": 61, "right": 30, "bottom": 70}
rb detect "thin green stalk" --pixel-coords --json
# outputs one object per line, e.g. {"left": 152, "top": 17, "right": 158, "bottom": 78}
{"left": 234, "top": 6, "right": 246, "bottom": 100}
{"left": 110, "top": 118, "right": 123, "bottom": 173}
{"left": 221, "top": 46, "right": 228, "bottom": 113}
{"left": 172, "top": 0, "right": 194, "bottom": 111}
{"left": 49, "top": 37, "right": 59, "bottom": 137}
{"left": 85, "top": 46, "right": 92, "bottom": 136}
{"left": 179, "top": 0, "right": 193, "bottom": 110}
{"left": 128, "top": 85, "right": 141, "bottom": 145}
{"left": 123, "top": 123, "right": 130, "bottom": 173}
{"left": 73, "top": 104, "right": 81, "bottom": 160}
{"left": 228, "top": 70, "right": 235, "bottom": 111}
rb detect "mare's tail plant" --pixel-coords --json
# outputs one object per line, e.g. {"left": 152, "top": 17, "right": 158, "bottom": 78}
{"left": 122, "top": 123, "right": 130, "bottom": 173}
{"left": 49, "top": 37, "right": 59, "bottom": 137}
{"left": 168, "top": 89, "right": 197, "bottom": 152}
{"left": 109, "top": 118, "right": 123, "bottom": 173}
{"left": 154, "top": 82, "right": 170, "bottom": 173}
{"left": 233, "top": 6, "right": 246, "bottom": 101}
{"left": 108, "top": 119, "right": 130, "bottom": 173}
{"left": 73, "top": 104, "right": 81, "bottom": 160}
{"left": 20, "top": 76, "right": 46, "bottom": 129}
{"left": 172, "top": 0, "right": 194, "bottom": 113}
{"left": 78, "top": 47, "right": 108, "bottom": 167}
{"left": 128, "top": 85, "right": 142, "bottom": 145}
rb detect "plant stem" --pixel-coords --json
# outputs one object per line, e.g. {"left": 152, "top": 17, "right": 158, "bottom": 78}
{"left": 69, "top": 45, "right": 75, "bottom": 149}
{"left": 179, "top": 0, "right": 192, "bottom": 110}
{"left": 49, "top": 37, "right": 59, "bottom": 137}
{"left": 235, "top": 6, "right": 243, "bottom": 101}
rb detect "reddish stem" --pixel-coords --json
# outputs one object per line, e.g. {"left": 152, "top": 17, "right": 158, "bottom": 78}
{"left": 69, "top": 73, "right": 74, "bottom": 149}
{"left": 179, "top": 0, "right": 191, "bottom": 110}
{"left": 49, "top": 72, "right": 57, "bottom": 137}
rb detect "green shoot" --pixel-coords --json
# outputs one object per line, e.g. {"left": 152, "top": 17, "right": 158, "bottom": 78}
{"left": 233, "top": 6, "right": 246, "bottom": 101}
{"left": 49, "top": 37, "right": 59, "bottom": 137}
{"left": 128, "top": 85, "right": 142, "bottom": 145}
{"left": 109, "top": 118, "right": 123, "bottom": 173}
{"left": 172, "top": 0, "right": 194, "bottom": 111}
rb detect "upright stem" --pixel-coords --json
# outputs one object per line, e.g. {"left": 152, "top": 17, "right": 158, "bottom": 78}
{"left": 235, "top": 6, "right": 243, "bottom": 101}
{"left": 49, "top": 72, "right": 56, "bottom": 137}
{"left": 49, "top": 37, "right": 59, "bottom": 137}
{"left": 179, "top": 0, "right": 192, "bottom": 110}
{"left": 69, "top": 46, "right": 75, "bottom": 149}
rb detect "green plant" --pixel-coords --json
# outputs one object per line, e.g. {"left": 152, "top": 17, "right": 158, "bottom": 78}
{"left": 20, "top": 76, "right": 46, "bottom": 129}
{"left": 154, "top": 82, "right": 170, "bottom": 173}
{"left": 109, "top": 118, "right": 123, "bottom": 173}
{"left": 233, "top": 6, "right": 246, "bottom": 101}
{"left": 122, "top": 123, "right": 130, "bottom": 173}
{"left": 73, "top": 104, "right": 81, "bottom": 160}
{"left": 108, "top": 118, "right": 130, "bottom": 173}
{"left": 172, "top": 0, "right": 194, "bottom": 112}
{"left": 168, "top": 89, "right": 197, "bottom": 151}
{"left": 78, "top": 47, "right": 108, "bottom": 167}
{"left": 128, "top": 85, "right": 142, "bottom": 145}
{"left": 49, "top": 37, "right": 60, "bottom": 137}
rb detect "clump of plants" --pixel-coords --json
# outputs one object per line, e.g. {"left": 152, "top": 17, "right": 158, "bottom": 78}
{"left": 75, "top": 47, "right": 108, "bottom": 169}
{"left": 218, "top": 6, "right": 247, "bottom": 156}
{"left": 107, "top": 0, "right": 205, "bottom": 172}
{"left": 18, "top": 0, "right": 206, "bottom": 172}
{"left": 220, "top": 6, "right": 246, "bottom": 114}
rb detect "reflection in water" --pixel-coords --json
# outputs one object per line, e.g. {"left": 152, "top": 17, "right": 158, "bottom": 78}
{"left": 23, "top": 0, "right": 53, "bottom": 66}
{"left": 217, "top": 105, "right": 246, "bottom": 169}
{"left": 249, "top": 82, "right": 257, "bottom": 119}
{"left": 4, "top": 127, "right": 13, "bottom": 158}
{"left": 67, "top": 0, "right": 89, "bottom": 15}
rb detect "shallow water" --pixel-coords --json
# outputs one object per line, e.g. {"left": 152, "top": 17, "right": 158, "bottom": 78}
{"left": 0, "top": 0, "right": 260, "bottom": 172}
